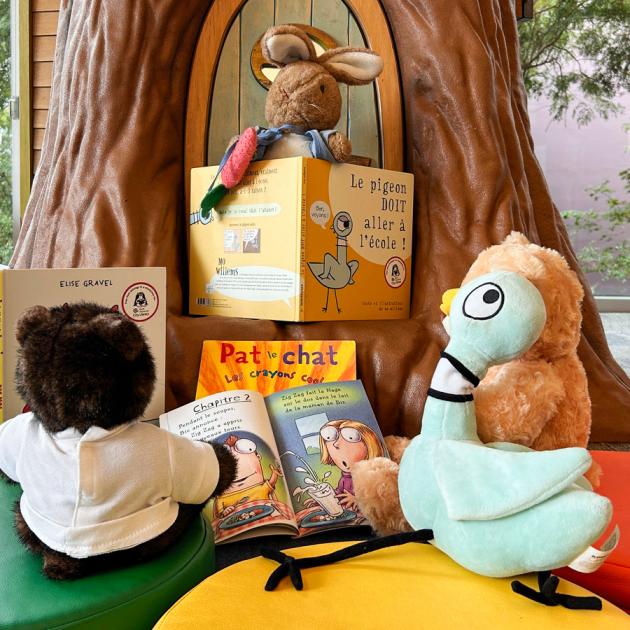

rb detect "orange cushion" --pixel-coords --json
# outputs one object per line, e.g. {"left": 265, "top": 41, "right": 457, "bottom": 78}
{"left": 555, "top": 450, "right": 630, "bottom": 613}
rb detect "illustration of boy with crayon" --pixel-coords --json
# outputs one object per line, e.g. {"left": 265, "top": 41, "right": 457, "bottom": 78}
{"left": 213, "top": 434, "right": 283, "bottom": 518}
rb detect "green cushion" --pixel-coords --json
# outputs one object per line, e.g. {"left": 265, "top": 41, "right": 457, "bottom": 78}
{"left": 0, "top": 479, "right": 215, "bottom": 630}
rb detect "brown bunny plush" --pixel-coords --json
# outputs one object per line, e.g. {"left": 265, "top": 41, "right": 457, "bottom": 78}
{"left": 0, "top": 302, "right": 236, "bottom": 579}
{"left": 259, "top": 24, "right": 383, "bottom": 162}
{"left": 197, "top": 24, "right": 383, "bottom": 217}
{"left": 352, "top": 233, "right": 597, "bottom": 535}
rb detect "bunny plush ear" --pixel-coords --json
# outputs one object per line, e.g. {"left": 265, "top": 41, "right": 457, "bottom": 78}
{"left": 261, "top": 25, "right": 317, "bottom": 67}
{"left": 318, "top": 47, "right": 383, "bottom": 85}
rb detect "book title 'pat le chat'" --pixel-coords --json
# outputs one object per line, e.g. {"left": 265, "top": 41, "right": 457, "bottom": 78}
{"left": 196, "top": 340, "right": 357, "bottom": 398}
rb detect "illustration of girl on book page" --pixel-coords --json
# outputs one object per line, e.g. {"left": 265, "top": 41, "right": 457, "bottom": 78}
{"left": 319, "top": 420, "right": 385, "bottom": 512}
{"left": 286, "top": 417, "right": 385, "bottom": 530}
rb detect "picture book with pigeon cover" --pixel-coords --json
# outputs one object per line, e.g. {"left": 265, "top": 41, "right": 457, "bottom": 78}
{"left": 189, "top": 157, "right": 413, "bottom": 321}
{"left": 159, "top": 380, "right": 388, "bottom": 543}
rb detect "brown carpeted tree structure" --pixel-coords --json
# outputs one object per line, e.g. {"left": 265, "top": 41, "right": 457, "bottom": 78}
{"left": 12, "top": 1, "right": 630, "bottom": 441}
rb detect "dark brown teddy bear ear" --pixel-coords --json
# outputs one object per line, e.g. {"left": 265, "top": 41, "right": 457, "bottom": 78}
{"left": 90, "top": 313, "right": 147, "bottom": 362}
{"left": 16, "top": 305, "right": 52, "bottom": 346}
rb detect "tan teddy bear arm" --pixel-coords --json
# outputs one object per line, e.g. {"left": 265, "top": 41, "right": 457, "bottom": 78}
{"left": 384, "top": 435, "right": 411, "bottom": 464}
{"left": 475, "top": 360, "right": 564, "bottom": 447}
{"left": 352, "top": 458, "right": 412, "bottom": 535}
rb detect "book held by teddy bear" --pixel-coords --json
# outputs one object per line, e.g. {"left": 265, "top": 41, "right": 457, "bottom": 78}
{"left": 159, "top": 380, "right": 388, "bottom": 544}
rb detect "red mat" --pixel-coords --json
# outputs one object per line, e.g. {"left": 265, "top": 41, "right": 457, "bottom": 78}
{"left": 555, "top": 451, "right": 630, "bottom": 614}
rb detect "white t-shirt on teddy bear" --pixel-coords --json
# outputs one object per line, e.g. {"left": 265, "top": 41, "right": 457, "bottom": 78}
{"left": 0, "top": 413, "right": 220, "bottom": 558}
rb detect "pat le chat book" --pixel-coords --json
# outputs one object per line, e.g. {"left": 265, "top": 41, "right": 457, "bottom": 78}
{"left": 196, "top": 340, "right": 357, "bottom": 397}
{"left": 159, "top": 380, "right": 389, "bottom": 544}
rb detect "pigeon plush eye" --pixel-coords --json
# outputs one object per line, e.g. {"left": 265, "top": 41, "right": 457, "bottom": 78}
{"left": 462, "top": 283, "right": 504, "bottom": 320}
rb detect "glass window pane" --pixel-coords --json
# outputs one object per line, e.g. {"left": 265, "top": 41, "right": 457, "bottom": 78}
{"left": 0, "top": 0, "right": 13, "bottom": 265}
{"left": 520, "top": 2, "right": 630, "bottom": 300}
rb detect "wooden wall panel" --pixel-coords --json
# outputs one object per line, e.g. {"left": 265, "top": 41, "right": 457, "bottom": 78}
{"left": 347, "top": 18, "right": 380, "bottom": 166}
{"left": 239, "top": 0, "right": 274, "bottom": 130}
{"left": 275, "top": 0, "right": 311, "bottom": 24}
{"left": 312, "top": 0, "right": 349, "bottom": 137}
{"left": 31, "top": 2, "right": 60, "bottom": 172}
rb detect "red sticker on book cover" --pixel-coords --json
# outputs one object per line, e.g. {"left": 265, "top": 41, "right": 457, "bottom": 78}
{"left": 121, "top": 282, "right": 159, "bottom": 322}
{"left": 384, "top": 257, "right": 406, "bottom": 288}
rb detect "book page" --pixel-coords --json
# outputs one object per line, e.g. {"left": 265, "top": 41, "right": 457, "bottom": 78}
{"left": 196, "top": 340, "right": 356, "bottom": 398}
{"left": 159, "top": 390, "right": 296, "bottom": 543}
{"left": 265, "top": 381, "right": 389, "bottom": 537}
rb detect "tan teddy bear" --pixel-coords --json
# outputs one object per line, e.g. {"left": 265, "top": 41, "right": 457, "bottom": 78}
{"left": 353, "top": 232, "right": 596, "bottom": 535}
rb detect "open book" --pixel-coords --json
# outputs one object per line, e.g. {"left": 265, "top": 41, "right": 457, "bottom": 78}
{"left": 159, "top": 380, "right": 388, "bottom": 543}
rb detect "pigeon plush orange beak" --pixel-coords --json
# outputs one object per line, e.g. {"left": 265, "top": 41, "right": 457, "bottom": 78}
{"left": 440, "top": 288, "right": 459, "bottom": 316}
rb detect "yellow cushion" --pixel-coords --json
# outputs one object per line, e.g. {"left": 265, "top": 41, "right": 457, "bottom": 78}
{"left": 155, "top": 541, "right": 628, "bottom": 629}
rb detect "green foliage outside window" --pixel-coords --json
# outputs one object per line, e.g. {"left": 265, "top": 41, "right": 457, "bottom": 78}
{"left": 518, "top": 0, "right": 630, "bottom": 126}
{"left": 519, "top": 1, "right": 630, "bottom": 291}
{"left": 561, "top": 169, "right": 630, "bottom": 289}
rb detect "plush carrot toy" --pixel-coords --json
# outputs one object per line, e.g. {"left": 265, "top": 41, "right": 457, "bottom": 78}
{"left": 198, "top": 127, "right": 258, "bottom": 223}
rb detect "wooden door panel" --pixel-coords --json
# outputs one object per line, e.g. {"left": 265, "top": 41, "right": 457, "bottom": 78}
{"left": 207, "top": 16, "right": 241, "bottom": 164}
{"left": 205, "top": 0, "right": 385, "bottom": 168}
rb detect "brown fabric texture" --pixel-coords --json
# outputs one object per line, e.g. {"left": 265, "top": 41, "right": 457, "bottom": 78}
{"left": 12, "top": 0, "right": 630, "bottom": 441}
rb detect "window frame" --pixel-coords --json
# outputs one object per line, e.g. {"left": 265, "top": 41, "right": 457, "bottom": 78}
{"left": 10, "top": 0, "right": 31, "bottom": 245}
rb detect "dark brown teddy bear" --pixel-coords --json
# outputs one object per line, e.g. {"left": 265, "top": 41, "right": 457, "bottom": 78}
{"left": 0, "top": 302, "right": 235, "bottom": 579}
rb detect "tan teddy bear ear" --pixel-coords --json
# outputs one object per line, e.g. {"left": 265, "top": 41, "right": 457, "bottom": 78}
{"left": 318, "top": 47, "right": 383, "bottom": 85}
{"left": 16, "top": 305, "right": 51, "bottom": 346}
{"left": 261, "top": 25, "right": 317, "bottom": 67}
{"left": 503, "top": 231, "right": 531, "bottom": 246}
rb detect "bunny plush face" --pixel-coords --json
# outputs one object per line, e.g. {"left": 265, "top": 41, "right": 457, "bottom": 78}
{"left": 15, "top": 302, "right": 156, "bottom": 434}
{"left": 261, "top": 25, "right": 383, "bottom": 131}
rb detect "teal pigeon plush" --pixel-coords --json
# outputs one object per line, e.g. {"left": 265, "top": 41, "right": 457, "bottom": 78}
{"left": 262, "top": 270, "right": 614, "bottom": 608}
{"left": 398, "top": 270, "right": 613, "bottom": 578}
